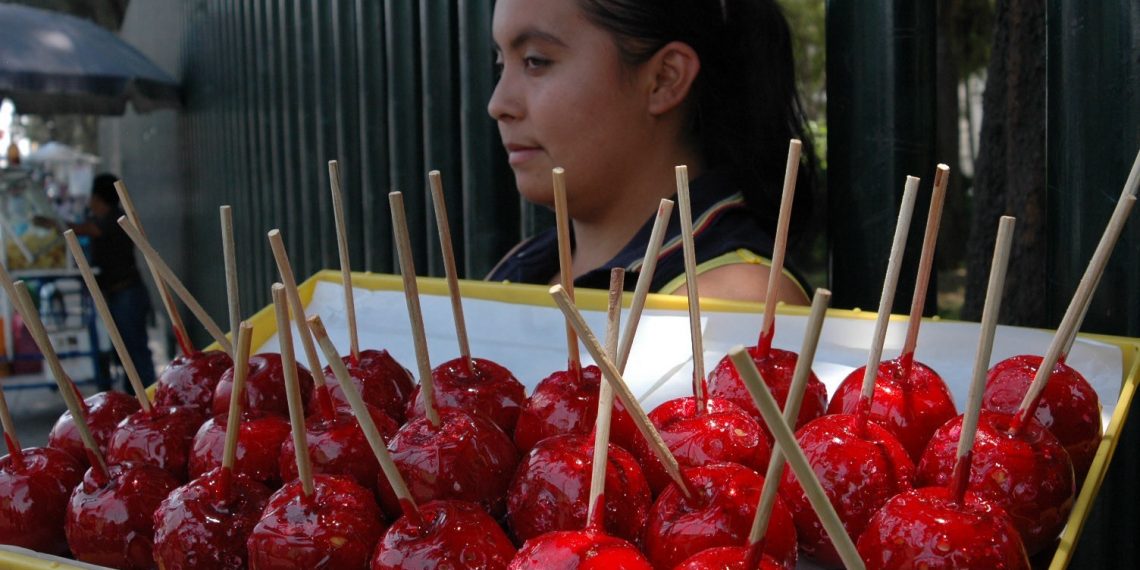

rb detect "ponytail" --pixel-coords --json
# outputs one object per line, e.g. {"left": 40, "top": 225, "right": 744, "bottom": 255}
{"left": 578, "top": 0, "right": 817, "bottom": 239}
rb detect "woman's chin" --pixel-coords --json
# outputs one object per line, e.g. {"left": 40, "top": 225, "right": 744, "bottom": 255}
{"left": 513, "top": 173, "right": 556, "bottom": 207}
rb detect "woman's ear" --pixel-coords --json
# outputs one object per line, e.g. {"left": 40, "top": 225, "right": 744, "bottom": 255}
{"left": 646, "top": 41, "right": 701, "bottom": 116}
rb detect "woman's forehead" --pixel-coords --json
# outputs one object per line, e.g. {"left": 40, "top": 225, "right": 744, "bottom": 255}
{"left": 492, "top": 0, "right": 592, "bottom": 50}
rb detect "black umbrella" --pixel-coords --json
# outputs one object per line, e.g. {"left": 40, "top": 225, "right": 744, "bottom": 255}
{"left": 0, "top": 3, "right": 180, "bottom": 115}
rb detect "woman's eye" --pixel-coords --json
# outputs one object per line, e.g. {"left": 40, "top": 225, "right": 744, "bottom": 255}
{"left": 522, "top": 56, "right": 550, "bottom": 72}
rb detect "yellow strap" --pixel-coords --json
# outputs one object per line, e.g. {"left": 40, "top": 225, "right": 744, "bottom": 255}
{"left": 657, "top": 249, "right": 810, "bottom": 300}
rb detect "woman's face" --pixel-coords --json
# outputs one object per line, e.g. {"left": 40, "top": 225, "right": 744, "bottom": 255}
{"left": 489, "top": 0, "right": 655, "bottom": 215}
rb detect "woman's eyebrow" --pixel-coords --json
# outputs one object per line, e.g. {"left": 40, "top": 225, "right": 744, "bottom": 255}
{"left": 502, "top": 27, "right": 568, "bottom": 51}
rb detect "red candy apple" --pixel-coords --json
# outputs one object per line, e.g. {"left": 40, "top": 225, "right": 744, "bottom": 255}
{"left": 378, "top": 408, "right": 518, "bottom": 519}
{"left": 507, "top": 528, "right": 652, "bottom": 569}
{"left": 154, "top": 350, "right": 235, "bottom": 413}
{"left": 212, "top": 353, "right": 314, "bottom": 418}
{"left": 630, "top": 396, "right": 771, "bottom": 494}
{"left": 65, "top": 462, "right": 181, "bottom": 569}
{"left": 153, "top": 467, "right": 273, "bottom": 569}
{"left": 506, "top": 433, "right": 650, "bottom": 544}
{"left": 777, "top": 413, "right": 914, "bottom": 568}
{"left": 644, "top": 462, "right": 797, "bottom": 570}
{"left": 708, "top": 346, "right": 828, "bottom": 441}
{"left": 857, "top": 485, "right": 1031, "bottom": 569}
{"left": 280, "top": 406, "right": 398, "bottom": 493}
{"left": 512, "top": 365, "right": 637, "bottom": 453}
{"left": 406, "top": 357, "right": 526, "bottom": 433}
{"left": 320, "top": 349, "right": 414, "bottom": 423}
{"left": 106, "top": 405, "right": 204, "bottom": 480}
{"left": 247, "top": 474, "right": 386, "bottom": 570}
{"left": 190, "top": 412, "right": 291, "bottom": 485}
{"left": 675, "top": 546, "right": 784, "bottom": 570}
{"left": 827, "top": 356, "right": 957, "bottom": 461}
{"left": 48, "top": 390, "right": 140, "bottom": 466}
{"left": 0, "top": 446, "right": 84, "bottom": 555}
{"left": 983, "top": 354, "right": 1101, "bottom": 481}
{"left": 916, "top": 410, "right": 1074, "bottom": 555}
{"left": 371, "top": 500, "right": 516, "bottom": 570}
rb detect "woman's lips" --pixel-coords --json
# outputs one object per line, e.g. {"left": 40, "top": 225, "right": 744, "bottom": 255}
{"left": 506, "top": 146, "right": 543, "bottom": 166}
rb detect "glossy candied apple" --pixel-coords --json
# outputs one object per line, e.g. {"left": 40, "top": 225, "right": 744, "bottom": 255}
{"left": 65, "top": 462, "right": 181, "bottom": 569}
{"left": 320, "top": 349, "right": 414, "bottom": 423}
{"left": 512, "top": 365, "right": 637, "bottom": 453}
{"left": 708, "top": 346, "right": 828, "bottom": 440}
{"left": 644, "top": 463, "right": 797, "bottom": 570}
{"left": 153, "top": 467, "right": 273, "bottom": 570}
{"left": 48, "top": 390, "right": 140, "bottom": 465}
{"left": 857, "top": 485, "right": 1030, "bottom": 569}
{"left": 280, "top": 406, "right": 398, "bottom": 493}
{"left": 630, "top": 396, "right": 771, "bottom": 494}
{"left": 983, "top": 354, "right": 1101, "bottom": 481}
{"left": 0, "top": 446, "right": 84, "bottom": 555}
{"left": 247, "top": 474, "right": 386, "bottom": 570}
{"left": 507, "top": 528, "right": 652, "bottom": 569}
{"left": 371, "top": 500, "right": 516, "bottom": 570}
{"left": 378, "top": 408, "right": 518, "bottom": 519}
{"left": 506, "top": 433, "right": 651, "bottom": 543}
{"left": 916, "top": 410, "right": 1074, "bottom": 555}
{"left": 674, "top": 547, "right": 784, "bottom": 570}
{"left": 212, "top": 353, "right": 314, "bottom": 418}
{"left": 826, "top": 356, "right": 957, "bottom": 461}
{"left": 106, "top": 405, "right": 204, "bottom": 480}
{"left": 406, "top": 357, "right": 526, "bottom": 433}
{"left": 190, "top": 413, "right": 291, "bottom": 485}
{"left": 154, "top": 350, "right": 235, "bottom": 413}
{"left": 777, "top": 413, "right": 914, "bottom": 568}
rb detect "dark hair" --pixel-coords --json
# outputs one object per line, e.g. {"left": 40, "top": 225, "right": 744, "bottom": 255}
{"left": 91, "top": 173, "right": 121, "bottom": 207}
{"left": 577, "top": 0, "right": 817, "bottom": 239}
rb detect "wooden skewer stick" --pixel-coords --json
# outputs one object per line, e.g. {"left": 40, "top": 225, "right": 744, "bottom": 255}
{"left": 587, "top": 268, "right": 625, "bottom": 529}
{"left": 273, "top": 284, "right": 313, "bottom": 498}
{"left": 1060, "top": 149, "right": 1140, "bottom": 359}
{"left": 748, "top": 288, "right": 831, "bottom": 558}
{"left": 328, "top": 161, "right": 360, "bottom": 362}
{"left": 616, "top": 198, "right": 674, "bottom": 373}
{"left": 552, "top": 167, "right": 582, "bottom": 376}
{"left": 856, "top": 177, "right": 921, "bottom": 415}
{"left": 757, "top": 139, "right": 803, "bottom": 352}
{"left": 950, "top": 216, "right": 1015, "bottom": 502}
{"left": 220, "top": 206, "right": 241, "bottom": 343}
{"left": 729, "top": 347, "right": 866, "bottom": 570}
{"left": 221, "top": 323, "right": 253, "bottom": 474}
{"left": 1012, "top": 194, "right": 1138, "bottom": 434}
{"left": 900, "top": 164, "right": 950, "bottom": 362}
{"left": 310, "top": 314, "right": 423, "bottom": 526}
{"left": 0, "top": 353, "right": 21, "bottom": 458}
{"left": 117, "top": 216, "right": 233, "bottom": 355}
{"left": 267, "top": 229, "right": 336, "bottom": 420}
{"left": 114, "top": 180, "right": 193, "bottom": 356}
{"left": 428, "top": 170, "right": 474, "bottom": 374}
{"left": 11, "top": 281, "right": 109, "bottom": 481}
{"left": 550, "top": 284, "right": 693, "bottom": 499}
{"left": 675, "top": 166, "right": 708, "bottom": 415}
{"left": 390, "top": 191, "right": 441, "bottom": 427}
{"left": 64, "top": 230, "right": 151, "bottom": 413}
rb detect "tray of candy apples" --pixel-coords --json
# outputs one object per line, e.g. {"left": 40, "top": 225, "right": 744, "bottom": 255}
{"left": 0, "top": 155, "right": 1138, "bottom": 569}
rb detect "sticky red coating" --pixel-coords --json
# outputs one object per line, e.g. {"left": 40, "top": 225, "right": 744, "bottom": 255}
{"left": 674, "top": 546, "right": 785, "bottom": 570}
{"left": 645, "top": 463, "right": 797, "bottom": 570}
{"left": 153, "top": 467, "right": 273, "bottom": 570}
{"left": 512, "top": 365, "right": 636, "bottom": 454}
{"left": 48, "top": 390, "right": 140, "bottom": 467}
{"left": 506, "top": 433, "right": 651, "bottom": 543}
{"left": 280, "top": 405, "right": 399, "bottom": 494}
{"left": 371, "top": 500, "right": 516, "bottom": 570}
{"left": 827, "top": 357, "right": 958, "bottom": 462}
{"left": 154, "top": 350, "right": 235, "bottom": 413}
{"left": 708, "top": 346, "right": 828, "bottom": 442}
{"left": 507, "top": 528, "right": 653, "bottom": 569}
{"left": 212, "top": 353, "right": 314, "bottom": 419}
{"left": 630, "top": 397, "right": 771, "bottom": 494}
{"left": 856, "top": 485, "right": 1031, "bottom": 570}
{"left": 106, "top": 405, "right": 204, "bottom": 481}
{"left": 0, "top": 446, "right": 83, "bottom": 555}
{"left": 916, "top": 410, "right": 1074, "bottom": 555}
{"left": 777, "top": 413, "right": 914, "bottom": 568}
{"left": 190, "top": 413, "right": 291, "bottom": 486}
{"left": 320, "top": 349, "right": 415, "bottom": 424}
{"left": 65, "top": 462, "right": 181, "bottom": 569}
{"left": 406, "top": 357, "right": 526, "bottom": 433}
{"left": 247, "top": 474, "right": 386, "bottom": 570}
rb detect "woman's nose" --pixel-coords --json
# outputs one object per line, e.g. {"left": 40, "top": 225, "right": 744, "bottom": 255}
{"left": 487, "top": 71, "right": 519, "bottom": 122}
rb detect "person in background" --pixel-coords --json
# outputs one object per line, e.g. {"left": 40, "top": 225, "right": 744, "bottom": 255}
{"left": 486, "top": 0, "right": 816, "bottom": 305}
{"left": 37, "top": 173, "right": 155, "bottom": 387}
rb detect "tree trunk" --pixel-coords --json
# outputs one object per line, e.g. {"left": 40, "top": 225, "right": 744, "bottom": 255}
{"left": 961, "top": 0, "right": 1046, "bottom": 325}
